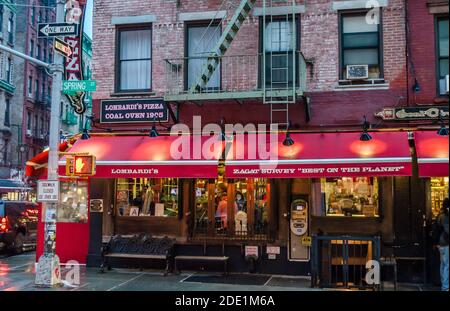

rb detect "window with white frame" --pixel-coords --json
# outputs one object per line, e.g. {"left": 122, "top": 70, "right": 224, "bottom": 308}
{"left": 117, "top": 26, "right": 152, "bottom": 92}
{"left": 340, "top": 12, "right": 382, "bottom": 80}
{"left": 186, "top": 23, "right": 221, "bottom": 90}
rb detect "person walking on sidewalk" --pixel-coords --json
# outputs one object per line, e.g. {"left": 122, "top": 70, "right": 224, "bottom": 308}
{"left": 437, "top": 198, "right": 449, "bottom": 291}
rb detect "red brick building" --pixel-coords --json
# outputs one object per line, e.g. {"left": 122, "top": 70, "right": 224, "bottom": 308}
{"left": 43, "top": 0, "right": 448, "bottom": 286}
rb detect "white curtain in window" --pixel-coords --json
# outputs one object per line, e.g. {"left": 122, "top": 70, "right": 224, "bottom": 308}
{"left": 188, "top": 26, "right": 221, "bottom": 89}
{"left": 120, "top": 29, "right": 151, "bottom": 91}
{"left": 265, "top": 21, "right": 293, "bottom": 52}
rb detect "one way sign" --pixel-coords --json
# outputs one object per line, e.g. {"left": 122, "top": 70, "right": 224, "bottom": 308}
{"left": 38, "top": 23, "right": 80, "bottom": 38}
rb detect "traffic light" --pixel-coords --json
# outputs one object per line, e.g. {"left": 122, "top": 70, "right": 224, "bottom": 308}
{"left": 66, "top": 155, "right": 96, "bottom": 176}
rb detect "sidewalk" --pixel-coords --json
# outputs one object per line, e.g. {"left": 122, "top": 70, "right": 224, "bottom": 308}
{"left": 0, "top": 252, "right": 440, "bottom": 291}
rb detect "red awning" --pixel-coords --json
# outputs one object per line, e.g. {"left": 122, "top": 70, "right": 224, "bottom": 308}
{"left": 26, "top": 141, "right": 73, "bottom": 178}
{"left": 58, "top": 135, "right": 224, "bottom": 178}
{"left": 414, "top": 131, "right": 449, "bottom": 177}
{"left": 225, "top": 132, "right": 413, "bottom": 178}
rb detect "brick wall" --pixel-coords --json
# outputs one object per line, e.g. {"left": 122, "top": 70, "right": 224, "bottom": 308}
{"left": 407, "top": 0, "right": 447, "bottom": 105}
{"left": 92, "top": 0, "right": 423, "bottom": 131}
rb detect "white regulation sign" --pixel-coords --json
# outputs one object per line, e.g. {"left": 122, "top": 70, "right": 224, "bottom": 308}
{"left": 37, "top": 180, "right": 60, "bottom": 203}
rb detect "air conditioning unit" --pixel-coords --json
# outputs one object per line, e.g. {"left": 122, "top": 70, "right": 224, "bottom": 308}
{"left": 26, "top": 129, "right": 32, "bottom": 137}
{"left": 346, "top": 65, "right": 369, "bottom": 80}
{"left": 40, "top": 134, "right": 45, "bottom": 139}
{"left": 446, "top": 74, "right": 449, "bottom": 94}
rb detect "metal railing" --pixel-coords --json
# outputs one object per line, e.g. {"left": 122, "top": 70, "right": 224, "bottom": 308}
{"left": 191, "top": 217, "right": 269, "bottom": 242}
{"left": 311, "top": 235, "right": 381, "bottom": 290}
{"left": 164, "top": 52, "right": 306, "bottom": 99}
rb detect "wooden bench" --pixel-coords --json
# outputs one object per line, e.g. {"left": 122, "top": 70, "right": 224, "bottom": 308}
{"left": 100, "top": 234, "right": 175, "bottom": 275}
{"left": 174, "top": 255, "right": 229, "bottom": 275}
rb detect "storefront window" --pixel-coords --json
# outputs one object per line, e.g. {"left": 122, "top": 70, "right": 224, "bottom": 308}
{"left": 57, "top": 180, "right": 88, "bottom": 223}
{"left": 431, "top": 177, "right": 449, "bottom": 219}
{"left": 193, "top": 178, "right": 270, "bottom": 238}
{"left": 234, "top": 179, "right": 248, "bottom": 235}
{"left": 115, "top": 178, "right": 179, "bottom": 217}
{"left": 254, "top": 178, "right": 269, "bottom": 234}
{"left": 321, "top": 177, "right": 379, "bottom": 217}
{"left": 194, "top": 179, "right": 209, "bottom": 233}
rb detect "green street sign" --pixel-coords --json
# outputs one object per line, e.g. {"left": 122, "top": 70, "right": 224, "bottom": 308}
{"left": 62, "top": 80, "right": 97, "bottom": 93}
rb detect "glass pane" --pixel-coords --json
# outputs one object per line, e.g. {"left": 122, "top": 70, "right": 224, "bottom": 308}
{"left": 115, "top": 178, "right": 178, "bottom": 217}
{"left": 120, "top": 59, "right": 151, "bottom": 90}
{"left": 194, "top": 179, "right": 209, "bottom": 234}
{"left": 188, "top": 26, "right": 221, "bottom": 89}
{"left": 343, "top": 15, "right": 378, "bottom": 33}
{"left": 120, "top": 29, "right": 151, "bottom": 60}
{"left": 57, "top": 181, "right": 88, "bottom": 223}
{"left": 440, "top": 58, "right": 449, "bottom": 76}
{"left": 344, "top": 48, "right": 379, "bottom": 65}
{"left": 253, "top": 179, "right": 268, "bottom": 234}
{"left": 265, "top": 20, "right": 294, "bottom": 52}
{"left": 234, "top": 180, "right": 248, "bottom": 235}
{"left": 265, "top": 52, "right": 295, "bottom": 88}
{"left": 438, "top": 19, "right": 449, "bottom": 57}
{"left": 214, "top": 180, "right": 229, "bottom": 234}
{"left": 321, "top": 177, "right": 379, "bottom": 217}
{"left": 343, "top": 33, "right": 379, "bottom": 49}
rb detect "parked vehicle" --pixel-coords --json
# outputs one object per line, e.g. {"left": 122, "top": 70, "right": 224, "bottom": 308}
{"left": 0, "top": 200, "right": 38, "bottom": 254}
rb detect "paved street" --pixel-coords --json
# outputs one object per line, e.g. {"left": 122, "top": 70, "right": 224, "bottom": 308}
{"left": 0, "top": 252, "right": 439, "bottom": 291}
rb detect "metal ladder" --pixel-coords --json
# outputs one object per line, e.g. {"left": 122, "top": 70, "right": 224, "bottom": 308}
{"left": 190, "top": 0, "right": 257, "bottom": 93}
{"left": 263, "top": 0, "right": 297, "bottom": 130}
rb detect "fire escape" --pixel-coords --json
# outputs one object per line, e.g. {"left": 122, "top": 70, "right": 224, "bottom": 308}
{"left": 164, "top": 0, "right": 307, "bottom": 129}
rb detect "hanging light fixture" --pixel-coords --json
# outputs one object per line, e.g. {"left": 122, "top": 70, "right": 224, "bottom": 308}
{"left": 437, "top": 113, "right": 449, "bottom": 136}
{"left": 360, "top": 115, "right": 372, "bottom": 141}
{"left": 283, "top": 121, "right": 295, "bottom": 146}
{"left": 149, "top": 118, "right": 159, "bottom": 137}
{"left": 80, "top": 128, "right": 90, "bottom": 140}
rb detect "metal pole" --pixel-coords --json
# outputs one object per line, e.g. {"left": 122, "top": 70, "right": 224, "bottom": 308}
{"left": 34, "top": 0, "right": 66, "bottom": 287}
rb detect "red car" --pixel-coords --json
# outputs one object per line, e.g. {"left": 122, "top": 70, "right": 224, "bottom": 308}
{"left": 0, "top": 200, "right": 38, "bottom": 254}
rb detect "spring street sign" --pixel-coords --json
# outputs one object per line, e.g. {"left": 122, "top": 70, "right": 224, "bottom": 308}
{"left": 62, "top": 80, "right": 97, "bottom": 94}
{"left": 38, "top": 23, "right": 80, "bottom": 38}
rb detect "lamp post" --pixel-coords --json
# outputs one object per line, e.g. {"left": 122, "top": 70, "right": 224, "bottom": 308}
{"left": 0, "top": 0, "right": 67, "bottom": 287}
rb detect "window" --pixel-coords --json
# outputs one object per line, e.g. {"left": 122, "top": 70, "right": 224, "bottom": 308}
{"left": 436, "top": 17, "right": 449, "bottom": 95}
{"left": 186, "top": 23, "right": 221, "bottom": 90}
{"left": 4, "top": 98, "right": 10, "bottom": 127}
{"left": 8, "top": 13, "right": 14, "bottom": 44}
{"left": 6, "top": 58, "right": 12, "bottom": 83}
{"left": 340, "top": 12, "right": 382, "bottom": 79}
{"left": 321, "top": 177, "right": 379, "bottom": 217}
{"left": 56, "top": 180, "right": 88, "bottom": 223}
{"left": 29, "top": 39, "right": 34, "bottom": 57}
{"left": 117, "top": 27, "right": 152, "bottom": 92}
{"left": 38, "top": 10, "right": 42, "bottom": 23}
{"left": 27, "top": 111, "right": 31, "bottom": 131}
{"left": 35, "top": 79, "right": 39, "bottom": 100}
{"left": 28, "top": 75, "right": 33, "bottom": 97}
{"left": 31, "top": 6, "right": 36, "bottom": 24}
{"left": 0, "top": 5, "right": 4, "bottom": 32}
{"left": 37, "top": 44, "right": 41, "bottom": 60}
{"left": 34, "top": 115, "right": 38, "bottom": 135}
{"left": 262, "top": 18, "right": 298, "bottom": 88}
{"left": 60, "top": 101, "right": 63, "bottom": 117}
{"left": 43, "top": 47, "right": 47, "bottom": 62}
{"left": 431, "top": 177, "right": 449, "bottom": 219}
{"left": 40, "top": 117, "right": 44, "bottom": 135}
{"left": 193, "top": 178, "right": 270, "bottom": 238}
{"left": 2, "top": 139, "right": 8, "bottom": 164}
{"left": 115, "top": 178, "right": 179, "bottom": 217}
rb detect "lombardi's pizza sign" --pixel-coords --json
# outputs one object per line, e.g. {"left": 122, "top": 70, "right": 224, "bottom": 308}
{"left": 64, "top": 0, "right": 87, "bottom": 114}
